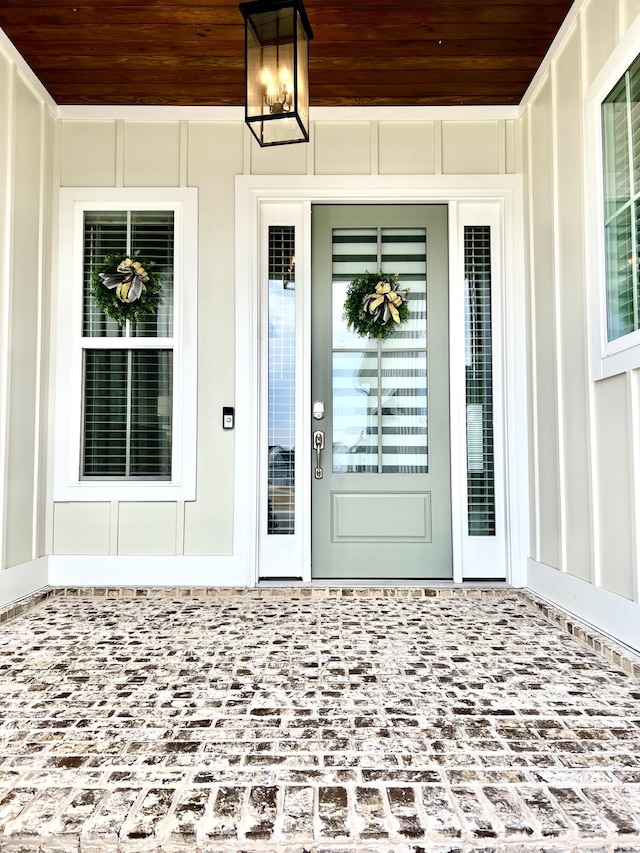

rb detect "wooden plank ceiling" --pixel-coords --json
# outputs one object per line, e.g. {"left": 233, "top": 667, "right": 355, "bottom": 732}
{"left": 0, "top": 0, "right": 575, "bottom": 107}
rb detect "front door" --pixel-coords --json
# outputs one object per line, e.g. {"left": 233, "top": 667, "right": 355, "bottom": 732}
{"left": 311, "top": 205, "right": 451, "bottom": 579}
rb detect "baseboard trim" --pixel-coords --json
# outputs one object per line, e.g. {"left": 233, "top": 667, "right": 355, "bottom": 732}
{"left": 48, "top": 555, "right": 251, "bottom": 588}
{"left": 527, "top": 558, "right": 640, "bottom": 653}
{"left": 0, "top": 557, "right": 49, "bottom": 609}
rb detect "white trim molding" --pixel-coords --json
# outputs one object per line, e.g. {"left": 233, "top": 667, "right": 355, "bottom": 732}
{"left": 528, "top": 558, "right": 640, "bottom": 653}
{"left": 48, "top": 555, "right": 250, "bottom": 588}
{"left": 235, "top": 174, "right": 528, "bottom": 587}
{"left": 0, "top": 28, "right": 57, "bottom": 116}
{"left": 56, "top": 105, "right": 519, "bottom": 123}
{"left": 0, "top": 557, "right": 49, "bottom": 609}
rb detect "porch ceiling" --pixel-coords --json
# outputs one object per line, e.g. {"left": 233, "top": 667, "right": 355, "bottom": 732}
{"left": 0, "top": 0, "right": 575, "bottom": 107}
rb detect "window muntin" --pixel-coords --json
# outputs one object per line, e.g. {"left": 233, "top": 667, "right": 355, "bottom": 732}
{"left": 602, "top": 55, "right": 640, "bottom": 342}
{"left": 81, "top": 210, "right": 175, "bottom": 480}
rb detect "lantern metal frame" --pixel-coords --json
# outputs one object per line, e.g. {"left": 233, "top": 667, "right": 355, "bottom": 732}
{"left": 239, "top": 0, "right": 314, "bottom": 147}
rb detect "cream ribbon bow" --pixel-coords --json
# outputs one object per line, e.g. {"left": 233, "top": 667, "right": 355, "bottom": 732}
{"left": 99, "top": 258, "right": 150, "bottom": 304}
{"left": 362, "top": 281, "right": 405, "bottom": 324}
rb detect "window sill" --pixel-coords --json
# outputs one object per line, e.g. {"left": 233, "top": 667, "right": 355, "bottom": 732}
{"left": 598, "top": 331, "right": 640, "bottom": 379}
{"left": 53, "top": 481, "right": 195, "bottom": 503}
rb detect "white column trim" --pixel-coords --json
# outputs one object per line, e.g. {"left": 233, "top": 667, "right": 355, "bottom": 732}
{"left": 0, "top": 557, "right": 49, "bottom": 609}
{"left": 528, "top": 557, "right": 640, "bottom": 653}
{"left": 0, "top": 62, "right": 16, "bottom": 570}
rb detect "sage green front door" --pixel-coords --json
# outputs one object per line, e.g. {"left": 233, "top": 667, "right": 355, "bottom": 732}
{"left": 311, "top": 205, "right": 452, "bottom": 579}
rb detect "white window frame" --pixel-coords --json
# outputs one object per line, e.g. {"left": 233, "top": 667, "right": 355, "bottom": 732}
{"left": 586, "top": 13, "right": 640, "bottom": 379}
{"left": 53, "top": 188, "right": 198, "bottom": 501}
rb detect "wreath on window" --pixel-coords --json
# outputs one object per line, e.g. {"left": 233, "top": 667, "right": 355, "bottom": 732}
{"left": 91, "top": 253, "right": 162, "bottom": 326}
{"left": 343, "top": 272, "right": 409, "bottom": 339}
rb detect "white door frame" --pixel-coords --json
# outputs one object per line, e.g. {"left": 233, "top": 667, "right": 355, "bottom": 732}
{"left": 234, "top": 174, "right": 528, "bottom": 587}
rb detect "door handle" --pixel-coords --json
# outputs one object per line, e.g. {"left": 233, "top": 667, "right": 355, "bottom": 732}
{"left": 313, "top": 429, "right": 325, "bottom": 480}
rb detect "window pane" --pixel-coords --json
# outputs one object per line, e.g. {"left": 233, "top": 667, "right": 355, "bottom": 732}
{"left": 82, "top": 350, "right": 128, "bottom": 475}
{"left": 380, "top": 351, "right": 428, "bottom": 473}
{"left": 332, "top": 228, "right": 378, "bottom": 350}
{"left": 130, "top": 211, "right": 174, "bottom": 339}
{"left": 603, "top": 79, "right": 631, "bottom": 219}
{"left": 129, "top": 350, "right": 173, "bottom": 476}
{"left": 83, "top": 212, "right": 127, "bottom": 338}
{"left": 464, "top": 226, "right": 495, "bottom": 536}
{"left": 380, "top": 228, "right": 427, "bottom": 349}
{"left": 83, "top": 211, "right": 174, "bottom": 338}
{"left": 82, "top": 349, "right": 172, "bottom": 479}
{"left": 605, "top": 207, "right": 636, "bottom": 340}
{"left": 267, "top": 226, "right": 296, "bottom": 535}
{"left": 332, "top": 351, "right": 378, "bottom": 473}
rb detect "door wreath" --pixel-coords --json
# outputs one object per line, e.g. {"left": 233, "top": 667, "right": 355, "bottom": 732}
{"left": 91, "top": 253, "right": 162, "bottom": 326}
{"left": 343, "top": 272, "right": 409, "bottom": 339}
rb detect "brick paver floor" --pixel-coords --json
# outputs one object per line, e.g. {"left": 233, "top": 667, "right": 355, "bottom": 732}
{"left": 0, "top": 589, "right": 639, "bottom": 852}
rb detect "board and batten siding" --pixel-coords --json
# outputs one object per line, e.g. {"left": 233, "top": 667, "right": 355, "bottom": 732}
{"left": 0, "top": 43, "right": 53, "bottom": 605}
{"left": 524, "top": 0, "right": 640, "bottom": 644}
{"left": 52, "top": 115, "right": 518, "bottom": 561}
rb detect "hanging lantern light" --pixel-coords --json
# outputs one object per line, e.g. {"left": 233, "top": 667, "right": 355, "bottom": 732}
{"left": 239, "top": 0, "right": 314, "bottom": 147}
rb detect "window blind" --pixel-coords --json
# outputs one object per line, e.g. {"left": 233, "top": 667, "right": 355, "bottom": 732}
{"left": 464, "top": 226, "right": 495, "bottom": 536}
{"left": 83, "top": 350, "right": 173, "bottom": 479}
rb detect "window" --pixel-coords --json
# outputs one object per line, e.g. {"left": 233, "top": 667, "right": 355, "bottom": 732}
{"left": 82, "top": 210, "right": 175, "bottom": 480}
{"left": 602, "top": 54, "right": 640, "bottom": 342}
{"left": 54, "top": 190, "right": 197, "bottom": 501}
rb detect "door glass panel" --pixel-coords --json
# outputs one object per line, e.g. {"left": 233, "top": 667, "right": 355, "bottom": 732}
{"left": 332, "top": 351, "right": 378, "bottom": 473}
{"left": 332, "top": 228, "right": 378, "bottom": 349}
{"left": 267, "top": 226, "right": 296, "bottom": 535}
{"left": 380, "top": 228, "right": 427, "bottom": 349}
{"left": 331, "top": 225, "right": 429, "bottom": 474}
{"left": 381, "top": 351, "right": 428, "bottom": 473}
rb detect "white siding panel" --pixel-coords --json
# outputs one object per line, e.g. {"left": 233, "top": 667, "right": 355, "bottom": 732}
{"left": 314, "top": 122, "right": 371, "bottom": 175}
{"left": 184, "top": 122, "right": 241, "bottom": 555}
{"left": 251, "top": 135, "right": 307, "bottom": 175}
{"left": 37, "top": 109, "right": 55, "bottom": 559}
{"left": 124, "top": 121, "right": 181, "bottom": 187}
{"left": 530, "top": 80, "right": 561, "bottom": 570}
{"left": 61, "top": 121, "right": 117, "bottom": 187}
{"left": 118, "top": 502, "right": 177, "bottom": 555}
{"left": 555, "top": 27, "right": 593, "bottom": 583}
{"left": 378, "top": 122, "right": 435, "bottom": 175}
{"left": 623, "top": 0, "right": 640, "bottom": 29}
{"left": 584, "top": 0, "right": 617, "bottom": 86}
{"left": 54, "top": 503, "right": 111, "bottom": 555}
{"left": 442, "top": 121, "right": 499, "bottom": 174}
{"left": 5, "top": 79, "right": 41, "bottom": 569}
{"left": 595, "top": 375, "right": 635, "bottom": 600}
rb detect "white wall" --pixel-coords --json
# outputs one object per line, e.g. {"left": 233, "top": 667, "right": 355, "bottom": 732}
{"left": 524, "top": 0, "right": 640, "bottom": 650}
{"left": 52, "top": 112, "right": 518, "bottom": 566}
{"left": 0, "top": 39, "right": 54, "bottom": 603}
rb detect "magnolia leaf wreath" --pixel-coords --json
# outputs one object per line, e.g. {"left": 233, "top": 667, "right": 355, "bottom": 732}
{"left": 91, "top": 253, "right": 161, "bottom": 326}
{"left": 343, "top": 272, "right": 409, "bottom": 339}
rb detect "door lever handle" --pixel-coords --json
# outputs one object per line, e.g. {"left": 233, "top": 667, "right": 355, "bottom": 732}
{"left": 313, "top": 429, "right": 325, "bottom": 479}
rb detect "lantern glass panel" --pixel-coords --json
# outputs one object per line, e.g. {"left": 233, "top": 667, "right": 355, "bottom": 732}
{"left": 296, "top": 13, "right": 309, "bottom": 129}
